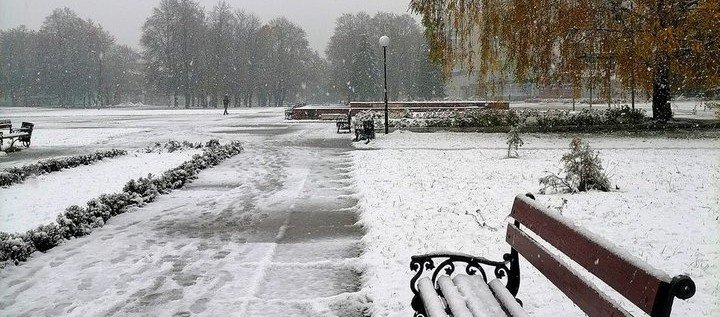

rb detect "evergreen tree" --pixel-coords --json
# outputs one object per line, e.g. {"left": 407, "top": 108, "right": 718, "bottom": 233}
{"left": 410, "top": 41, "right": 445, "bottom": 100}
{"left": 350, "top": 34, "right": 380, "bottom": 101}
{"left": 0, "top": 26, "right": 39, "bottom": 106}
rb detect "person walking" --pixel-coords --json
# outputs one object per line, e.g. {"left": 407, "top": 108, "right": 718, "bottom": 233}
{"left": 223, "top": 94, "right": 230, "bottom": 115}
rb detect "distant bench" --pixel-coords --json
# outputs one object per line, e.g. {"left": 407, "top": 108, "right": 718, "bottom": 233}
{"left": 0, "top": 121, "right": 34, "bottom": 149}
{"left": 410, "top": 193, "right": 696, "bottom": 317}
{"left": 319, "top": 113, "right": 351, "bottom": 134}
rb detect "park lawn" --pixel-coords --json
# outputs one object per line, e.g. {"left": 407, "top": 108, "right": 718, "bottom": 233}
{"left": 0, "top": 150, "right": 202, "bottom": 233}
{"left": 352, "top": 131, "right": 720, "bottom": 316}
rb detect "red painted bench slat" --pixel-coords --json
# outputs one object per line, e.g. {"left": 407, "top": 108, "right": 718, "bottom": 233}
{"left": 509, "top": 195, "right": 668, "bottom": 315}
{"left": 506, "top": 224, "right": 632, "bottom": 317}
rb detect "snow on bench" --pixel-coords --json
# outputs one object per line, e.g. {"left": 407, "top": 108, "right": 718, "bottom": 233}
{"left": 410, "top": 193, "right": 696, "bottom": 317}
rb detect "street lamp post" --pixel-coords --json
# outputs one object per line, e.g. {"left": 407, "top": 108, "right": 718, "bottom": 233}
{"left": 379, "top": 35, "right": 390, "bottom": 134}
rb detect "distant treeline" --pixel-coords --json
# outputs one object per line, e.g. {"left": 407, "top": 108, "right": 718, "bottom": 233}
{"left": 0, "top": 0, "right": 445, "bottom": 108}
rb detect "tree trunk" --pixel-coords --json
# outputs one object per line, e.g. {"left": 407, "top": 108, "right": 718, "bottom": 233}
{"left": 652, "top": 51, "right": 672, "bottom": 120}
{"left": 652, "top": 0, "right": 672, "bottom": 121}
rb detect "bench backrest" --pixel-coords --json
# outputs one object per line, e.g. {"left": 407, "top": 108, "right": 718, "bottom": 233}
{"left": 0, "top": 119, "right": 10, "bottom": 129}
{"left": 21, "top": 122, "right": 34, "bottom": 131}
{"left": 506, "top": 194, "right": 695, "bottom": 317}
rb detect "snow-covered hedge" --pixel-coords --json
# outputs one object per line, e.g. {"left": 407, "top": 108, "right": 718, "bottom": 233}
{"left": 535, "top": 107, "right": 646, "bottom": 127}
{"left": 0, "top": 139, "right": 243, "bottom": 266}
{"left": 386, "top": 106, "right": 646, "bottom": 129}
{"left": 0, "top": 149, "right": 127, "bottom": 187}
{"left": 142, "top": 140, "right": 204, "bottom": 153}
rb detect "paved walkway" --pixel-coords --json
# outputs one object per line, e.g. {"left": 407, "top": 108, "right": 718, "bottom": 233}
{"left": 0, "top": 118, "right": 366, "bottom": 316}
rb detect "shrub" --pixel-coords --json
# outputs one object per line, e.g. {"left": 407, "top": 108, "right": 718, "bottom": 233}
{"left": 143, "top": 140, "right": 204, "bottom": 153}
{"left": 605, "top": 106, "right": 646, "bottom": 124}
{"left": 56, "top": 205, "right": 97, "bottom": 238}
{"left": 0, "top": 233, "right": 35, "bottom": 264}
{"left": 506, "top": 125, "right": 524, "bottom": 158}
{"left": 27, "top": 224, "right": 64, "bottom": 252}
{"left": 540, "top": 137, "right": 611, "bottom": 193}
{"left": 205, "top": 139, "right": 220, "bottom": 148}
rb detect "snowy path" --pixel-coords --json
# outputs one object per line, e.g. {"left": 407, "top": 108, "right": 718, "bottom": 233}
{"left": 0, "top": 109, "right": 366, "bottom": 316}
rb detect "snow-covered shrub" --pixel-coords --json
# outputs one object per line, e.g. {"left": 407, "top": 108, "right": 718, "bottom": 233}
{"left": 540, "top": 137, "right": 611, "bottom": 193}
{"left": 56, "top": 205, "right": 98, "bottom": 238}
{"left": 143, "top": 140, "right": 203, "bottom": 153}
{"left": 0, "top": 233, "right": 35, "bottom": 264}
{"left": 97, "top": 193, "right": 135, "bottom": 216}
{"left": 463, "top": 109, "right": 521, "bottom": 127}
{"left": 0, "top": 171, "right": 22, "bottom": 186}
{"left": 605, "top": 106, "right": 646, "bottom": 124}
{"left": 165, "top": 140, "right": 182, "bottom": 152}
{"left": 205, "top": 139, "right": 221, "bottom": 148}
{"left": 537, "top": 108, "right": 646, "bottom": 128}
{"left": 27, "top": 224, "right": 64, "bottom": 252}
{"left": 352, "top": 110, "right": 383, "bottom": 130}
{"left": 506, "top": 125, "right": 524, "bottom": 158}
{"left": 0, "top": 140, "right": 244, "bottom": 266}
{"left": 86, "top": 199, "right": 113, "bottom": 222}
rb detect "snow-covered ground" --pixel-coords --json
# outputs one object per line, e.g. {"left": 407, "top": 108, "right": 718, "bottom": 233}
{"left": 0, "top": 106, "right": 369, "bottom": 316}
{"left": 1, "top": 105, "right": 718, "bottom": 316}
{"left": 0, "top": 150, "right": 200, "bottom": 233}
{"left": 352, "top": 131, "right": 720, "bottom": 316}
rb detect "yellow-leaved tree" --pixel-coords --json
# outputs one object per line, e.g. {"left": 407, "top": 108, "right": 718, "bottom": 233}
{"left": 409, "top": 0, "right": 720, "bottom": 120}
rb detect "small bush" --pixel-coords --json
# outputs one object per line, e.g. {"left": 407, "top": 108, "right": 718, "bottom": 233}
{"left": 540, "top": 137, "right": 611, "bottom": 193}
{"left": 27, "top": 224, "right": 64, "bottom": 252}
{"left": 0, "top": 233, "right": 35, "bottom": 264}
{"left": 205, "top": 139, "right": 221, "bottom": 148}
{"left": 143, "top": 140, "right": 204, "bottom": 153}
{"left": 506, "top": 125, "right": 524, "bottom": 158}
{"left": 605, "top": 106, "right": 646, "bottom": 124}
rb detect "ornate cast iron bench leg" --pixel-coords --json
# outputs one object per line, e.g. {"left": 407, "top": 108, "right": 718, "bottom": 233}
{"left": 409, "top": 250, "right": 521, "bottom": 316}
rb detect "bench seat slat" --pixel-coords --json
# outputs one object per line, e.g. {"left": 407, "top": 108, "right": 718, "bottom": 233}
{"left": 418, "top": 277, "right": 449, "bottom": 317}
{"left": 488, "top": 279, "right": 528, "bottom": 317}
{"left": 453, "top": 274, "right": 506, "bottom": 317}
{"left": 0, "top": 132, "right": 29, "bottom": 138}
{"left": 437, "top": 276, "right": 473, "bottom": 317}
{"left": 506, "top": 224, "right": 632, "bottom": 317}
{"left": 510, "top": 195, "right": 669, "bottom": 315}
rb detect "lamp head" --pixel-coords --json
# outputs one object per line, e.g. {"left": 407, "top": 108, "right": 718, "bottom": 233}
{"left": 379, "top": 35, "right": 390, "bottom": 47}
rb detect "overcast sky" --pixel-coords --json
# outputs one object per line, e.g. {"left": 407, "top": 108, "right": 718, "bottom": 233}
{"left": 0, "top": 0, "right": 416, "bottom": 55}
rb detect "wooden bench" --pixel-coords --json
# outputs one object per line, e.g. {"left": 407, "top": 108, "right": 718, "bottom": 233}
{"left": 410, "top": 193, "right": 696, "bottom": 317}
{"left": 0, "top": 119, "right": 11, "bottom": 131}
{"left": 0, "top": 122, "right": 34, "bottom": 149}
{"left": 337, "top": 115, "right": 351, "bottom": 133}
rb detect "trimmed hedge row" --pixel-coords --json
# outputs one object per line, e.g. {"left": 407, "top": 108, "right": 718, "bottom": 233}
{"left": 0, "top": 139, "right": 243, "bottom": 266}
{"left": 142, "top": 140, "right": 204, "bottom": 153}
{"left": 0, "top": 149, "right": 127, "bottom": 187}
{"left": 387, "top": 106, "right": 646, "bottom": 129}
{"left": 534, "top": 107, "right": 646, "bottom": 127}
